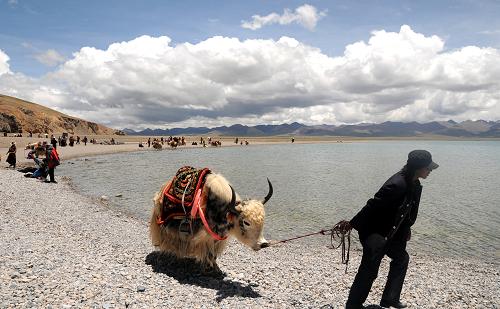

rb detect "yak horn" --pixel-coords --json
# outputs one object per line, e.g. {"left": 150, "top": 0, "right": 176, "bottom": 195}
{"left": 262, "top": 178, "right": 273, "bottom": 205}
{"left": 229, "top": 185, "right": 236, "bottom": 210}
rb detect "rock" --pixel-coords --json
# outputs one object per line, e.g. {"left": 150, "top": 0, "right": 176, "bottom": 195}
{"left": 115, "top": 194, "right": 123, "bottom": 197}
{"left": 137, "top": 286, "right": 146, "bottom": 292}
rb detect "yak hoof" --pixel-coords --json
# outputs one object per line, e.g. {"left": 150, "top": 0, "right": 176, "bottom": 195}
{"left": 202, "top": 264, "right": 226, "bottom": 278}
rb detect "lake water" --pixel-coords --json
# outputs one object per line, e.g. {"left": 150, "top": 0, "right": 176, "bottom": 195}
{"left": 58, "top": 141, "right": 500, "bottom": 263}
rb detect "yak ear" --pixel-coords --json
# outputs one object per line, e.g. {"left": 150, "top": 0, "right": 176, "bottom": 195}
{"left": 234, "top": 201, "right": 243, "bottom": 213}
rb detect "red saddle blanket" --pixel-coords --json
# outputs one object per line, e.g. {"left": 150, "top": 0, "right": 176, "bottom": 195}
{"left": 159, "top": 166, "right": 211, "bottom": 224}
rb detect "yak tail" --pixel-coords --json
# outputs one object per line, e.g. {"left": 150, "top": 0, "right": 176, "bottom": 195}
{"left": 150, "top": 206, "right": 162, "bottom": 246}
{"left": 150, "top": 184, "right": 166, "bottom": 246}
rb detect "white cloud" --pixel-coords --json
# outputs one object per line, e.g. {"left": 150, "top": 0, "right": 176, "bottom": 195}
{"left": 241, "top": 4, "right": 327, "bottom": 31}
{"left": 8, "top": 0, "right": 18, "bottom": 6}
{"left": 34, "top": 49, "right": 66, "bottom": 66}
{"left": 478, "top": 29, "right": 500, "bottom": 35}
{"left": 1, "top": 25, "right": 500, "bottom": 129}
{"left": 0, "top": 49, "right": 10, "bottom": 75}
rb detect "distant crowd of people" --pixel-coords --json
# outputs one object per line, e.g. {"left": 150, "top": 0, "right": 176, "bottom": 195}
{"left": 140, "top": 136, "right": 188, "bottom": 149}
{"left": 2, "top": 132, "right": 267, "bottom": 179}
{"left": 136, "top": 136, "right": 256, "bottom": 149}
{"left": 233, "top": 137, "right": 250, "bottom": 145}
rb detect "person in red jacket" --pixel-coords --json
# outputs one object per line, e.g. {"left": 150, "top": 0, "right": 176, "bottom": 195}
{"left": 45, "top": 145, "right": 60, "bottom": 183}
{"left": 343, "top": 150, "right": 438, "bottom": 309}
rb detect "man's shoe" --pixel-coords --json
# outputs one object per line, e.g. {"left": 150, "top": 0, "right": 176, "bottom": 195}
{"left": 380, "top": 299, "right": 407, "bottom": 308}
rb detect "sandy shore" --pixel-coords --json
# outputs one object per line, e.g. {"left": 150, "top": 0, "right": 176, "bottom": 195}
{"left": 1, "top": 169, "right": 498, "bottom": 308}
{"left": 3, "top": 133, "right": 498, "bottom": 168}
{"left": 0, "top": 135, "right": 353, "bottom": 168}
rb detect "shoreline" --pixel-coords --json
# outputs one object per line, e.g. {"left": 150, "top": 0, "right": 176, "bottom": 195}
{"left": 2, "top": 136, "right": 499, "bottom": 168}
{"left": 1, "top": 169, "right": 498, "bottom": 308}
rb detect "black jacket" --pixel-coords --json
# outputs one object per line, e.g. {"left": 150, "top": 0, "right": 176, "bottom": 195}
{"left": 350, "top": 171, "right": 422, "bottom": 242}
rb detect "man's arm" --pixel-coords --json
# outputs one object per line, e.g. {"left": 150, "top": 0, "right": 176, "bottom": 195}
{"left": 350, "top": 181, "right": 406, "bottom": 231}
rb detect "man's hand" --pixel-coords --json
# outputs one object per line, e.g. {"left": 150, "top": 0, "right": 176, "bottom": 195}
{"left": 407, "top": 229, "right": 411, "bottom": 241}
{"left": 337, "top": 220, "right": 353, "bottom": 233}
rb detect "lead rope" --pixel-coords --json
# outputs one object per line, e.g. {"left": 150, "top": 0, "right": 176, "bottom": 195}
{"left": 180, "top": 179, "right": 192, "bottom": 216}
{"left": 330, "top": 222, "right": 351, "bottom": 274}
{"left": 270, "top": 221, "right": 351, "bottom": 274}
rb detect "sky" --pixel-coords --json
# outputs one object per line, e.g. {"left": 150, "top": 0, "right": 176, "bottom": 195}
{"left": 1, "top": 0, "right": 500, "bottom": 129}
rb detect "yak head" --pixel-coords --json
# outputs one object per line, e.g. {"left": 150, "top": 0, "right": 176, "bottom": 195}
{"left": 228, "top": 179, "right": 273, "bottom": 251}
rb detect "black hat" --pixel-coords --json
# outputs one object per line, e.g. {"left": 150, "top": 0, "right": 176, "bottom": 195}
{"left": 407, "top": 150, "right": 439, "bottom": 170}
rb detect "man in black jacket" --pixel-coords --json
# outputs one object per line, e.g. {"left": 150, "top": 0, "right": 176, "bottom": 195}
{"left": 343, "top": 150, "right": 438, "bottom": 309}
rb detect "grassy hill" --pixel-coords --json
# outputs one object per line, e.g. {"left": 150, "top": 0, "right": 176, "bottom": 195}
{"left": 0, "top": 94, "right": 118, "bottom": 135}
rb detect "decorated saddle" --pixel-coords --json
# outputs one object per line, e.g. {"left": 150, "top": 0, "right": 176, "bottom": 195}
{"left": 158, "top": 166, "right": 211, "bottom": 225}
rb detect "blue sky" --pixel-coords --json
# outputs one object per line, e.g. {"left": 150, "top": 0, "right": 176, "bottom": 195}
{"left": 3, "top": 0, "right": 499, "bottom": 76}
{"left": 0, "top": 0, "right": 500, "bottom": 127}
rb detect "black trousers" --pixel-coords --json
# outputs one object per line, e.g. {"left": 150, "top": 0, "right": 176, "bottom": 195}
{"left": 48, "top": 168, "right": 55, "bottom": 182}
{"left": 346, "top": 233, "right": 409, "bottom": 309}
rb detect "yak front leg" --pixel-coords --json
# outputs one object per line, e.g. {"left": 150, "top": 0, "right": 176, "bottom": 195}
{"left": 202, "top": 247, "right": 225, "bottom": 277}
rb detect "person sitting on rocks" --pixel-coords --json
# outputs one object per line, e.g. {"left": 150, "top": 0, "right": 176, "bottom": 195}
{"left": 24, "top": 149, "right": 47, "bottom": 180}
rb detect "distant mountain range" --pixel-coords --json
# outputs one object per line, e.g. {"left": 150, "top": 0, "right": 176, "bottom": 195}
{"left": 124, "top": 120, "right": 500, "bottom": 138}
{"left": 2, "top": 93, "right": 498, "bottom": 137}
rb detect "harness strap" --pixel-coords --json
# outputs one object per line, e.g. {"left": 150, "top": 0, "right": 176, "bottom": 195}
{"left": 190, "top": 188, "right": 202, "bottom": 218}
{"left": 157, "top": 187, "right": 227, "bottom": 241}
{"left": 195, "top": 193, "right": 227, "bottom": 241}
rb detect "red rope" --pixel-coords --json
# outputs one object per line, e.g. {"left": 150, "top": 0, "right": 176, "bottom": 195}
{"left": 270, "top": 229, "right": 330, "bottom": 245}
{"left": 270, "top": 221, "right": 352, "bottom": 274}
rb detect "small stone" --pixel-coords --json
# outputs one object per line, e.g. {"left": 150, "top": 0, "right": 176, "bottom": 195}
{"left": 115, "top": 194, "right": 123, "bottom": 197}
{"left": 137, "top": 286, "right": 146, "bottom": 292}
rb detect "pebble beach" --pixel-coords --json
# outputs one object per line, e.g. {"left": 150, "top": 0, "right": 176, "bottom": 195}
{"left": 1, "top": 169, "right": 499, "bottom": 308}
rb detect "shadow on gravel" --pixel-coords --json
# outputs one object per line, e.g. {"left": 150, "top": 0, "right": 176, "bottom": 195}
{"left": 145, "top": 251, "right": 261, "bottom": 302}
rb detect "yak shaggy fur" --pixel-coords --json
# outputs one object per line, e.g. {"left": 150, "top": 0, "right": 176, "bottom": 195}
{"left": 149, "top": 172, "right": 269, "bottom": 271}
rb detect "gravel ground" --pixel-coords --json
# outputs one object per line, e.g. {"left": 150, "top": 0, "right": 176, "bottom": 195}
{"left": 1, "top": 169, "right": 498, "bottom": 308}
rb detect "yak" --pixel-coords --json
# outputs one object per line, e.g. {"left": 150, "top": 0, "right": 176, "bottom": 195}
{"left": 152, "top": 141, "right": 162, "bottom": 150}
{"left": 149, "top": 166, "right": 272, "bottom": 274}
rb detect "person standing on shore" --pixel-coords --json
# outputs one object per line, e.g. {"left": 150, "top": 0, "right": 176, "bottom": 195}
{"left": 44, "top": 145, "right": 60, "bottom": 183}
{"left": 6, "top": 142, "right": 16, "bottom": 168}
{"left": 51, "top": 135, "right": 58, "bottom": 149}
{"left": 342, "top": 150, "right": 438, "bottom": 309}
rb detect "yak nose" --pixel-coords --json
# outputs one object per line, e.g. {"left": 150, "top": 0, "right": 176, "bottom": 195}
{"left": 260, "top": 242, "right": 270, "bottom": 249}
